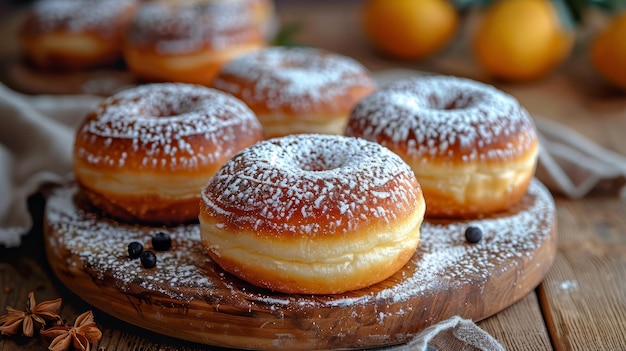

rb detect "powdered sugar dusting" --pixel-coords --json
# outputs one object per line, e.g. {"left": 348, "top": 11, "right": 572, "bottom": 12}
{"left": 201, "top": 134, "right": 421, "bottom": 235}
{"left": 127, "top": 1, "right": 260, "bottom": 54}
{"left": 212, "top": 47, "right": 375, "bottom": 111}
{"left": 28, "top": 0, "right": 137, "bottom": 35}
{"left": 46, "top": 179, "right": 554, "bottom": 313}
{"left": 346, "top": 76, "right": 536, "bottom": 162}
{"left": 75, "top": 83, "right": 262, "bottom": 170}
{"left": 46, "top": 187, "right": 215, "bottom": 299}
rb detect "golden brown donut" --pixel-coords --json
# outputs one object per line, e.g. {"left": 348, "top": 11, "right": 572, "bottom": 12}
{"left": 154, "top": 0, "right": 276, "bottom": 38}
{"left": 123, "top": 0, "right": 269, "bottom": 85}
{"left": 73, "top": 83, "right": 264, "bottom": 225}
{"left": 199, "top": 134, "right": 425, "bottom": 294}
{"left": 211, "top": 47, "right": 377, "bottom": 138}
{"left": 345, "top": 75, "right": 539, "bottom": 218}
{"left": 19, "top": 0, "right": 138, "bottom": 70}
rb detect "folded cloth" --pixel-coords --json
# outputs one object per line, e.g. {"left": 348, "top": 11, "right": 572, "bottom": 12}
{"left": 0, "top": 82, "right": 101, "bottom": 247}
{"left": 535, "top": 117, "right": 626, "bottom": 199}
{"left": 383, "top": 315, "right": 505, "bottom": 351}
{"left": 1, "top": 70, "right": 626, "bottom": 248}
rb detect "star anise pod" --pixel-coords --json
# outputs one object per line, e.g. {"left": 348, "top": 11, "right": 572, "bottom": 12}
{"left": 0, "top": 291, "right": 62, "bottom": 337}
{"left": 41, "top": 310, "right": 102, "bottom": 351}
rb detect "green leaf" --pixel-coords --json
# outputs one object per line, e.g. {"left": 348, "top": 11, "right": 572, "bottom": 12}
{"left": 562, "top": 0, "right": 586, "bottom": 24}
{"left": 271, "top": 22, "right": 307, "bottom": 47}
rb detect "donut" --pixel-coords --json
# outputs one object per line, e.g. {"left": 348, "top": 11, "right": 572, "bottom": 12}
{"left": 123, "top": 0, "right": 269, "bottom": 85}
{"left": 199, "top": 134, "right": 425, "bottom": 294}
{"left": 345, "top": 75, "right": 539, "bottom": 218}
{"left": 19, "top": 0, "right": 138, "bottom": 70}
{"left": 155, "top": 0, "right": 276, "bottom": 38}
{"left": 211, "top": 47, "right": 377, "bottom": 138}
{"left": 73, "top": 83, "right": 264, "bottom": 225}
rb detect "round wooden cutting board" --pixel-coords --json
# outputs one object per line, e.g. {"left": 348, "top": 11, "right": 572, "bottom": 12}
{"left": 44, "top": 180, "right": 556, "bottom": 350}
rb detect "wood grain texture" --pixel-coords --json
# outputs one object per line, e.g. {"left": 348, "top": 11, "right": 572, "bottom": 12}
{"left": 41, "top": 181, "right": 556, "bottom": 350}
{"left": 478, "top": 292, "right": 553, "bottom": 351}
{"left": 539, "top": 197, "right": 626, "bottom": 351}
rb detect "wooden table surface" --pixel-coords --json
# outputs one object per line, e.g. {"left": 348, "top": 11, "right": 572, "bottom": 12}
{"left": 1, "top": 1, "right": 626, "bottom": 350}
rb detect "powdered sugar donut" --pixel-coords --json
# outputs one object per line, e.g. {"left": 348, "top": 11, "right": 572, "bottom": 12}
{"left": 199, "top": 134, "right": 425, "bottom": 294}
{"left": 123, "top": 0, "right": 269, "bottom": 85}
{"left": 73, "top": 83, "right": 264, "bottom": 225}
{"left": 345, "top": 76, "right": 539, "bottom": 218}
{"left": 212, "top": 47, "right": 376, "bottom": 138}
{"left": 19, "top": 0, "right": 138, "bottom": 70}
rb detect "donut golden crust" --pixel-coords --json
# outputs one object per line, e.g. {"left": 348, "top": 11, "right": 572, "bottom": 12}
{"left": 123, "top": 1, "right": 268, "bottom": 85}
{"left": 345, "top": 75, "right": 539, "bottom": 218}
{"left": 200, "top": 134, "right": 425, "bottom": 294}
{"left": 73, "top": 83, "right": 264, "bottom": 225}
{"left": 211, "top": 47, "right": 376, "bottom": 138}
{"left": 19, "top": 0, "right": 138, "bottom": 70}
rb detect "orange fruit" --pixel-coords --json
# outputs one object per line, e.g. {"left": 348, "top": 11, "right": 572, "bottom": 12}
{"left": 472, "top": 0, "right": 575, "bottom": 82}
{"left": 590, "top": 12, "right": 626, "bottom": 90}
{"left": 362, "top": 0, "right": 459, "bottom": 60}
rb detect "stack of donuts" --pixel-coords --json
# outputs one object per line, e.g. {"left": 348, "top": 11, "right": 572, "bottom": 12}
{"left": 18, "top": 0, "right": 275, "bottom": 85}
{"left": 71, "top": 44, "right": 427, "bottom": 295}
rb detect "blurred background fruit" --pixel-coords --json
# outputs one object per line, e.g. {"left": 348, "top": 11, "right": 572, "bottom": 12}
{"left": 471, "top": 0, "right": 575, "bottom": 82}
{"left": 359, "top": 0, "right": 626, "bottom": 86}
{"left": 361, "top": 0, "right": 459, "bottom": 60}
{"left": 590, "top": 11, "right": 626, "bottom": 90}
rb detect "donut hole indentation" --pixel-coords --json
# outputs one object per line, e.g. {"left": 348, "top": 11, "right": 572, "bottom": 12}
{"left": 283, "top": 138, "right": 353, "bottom": 173}
{"left": 142, "top": 95, "right": 201, "bottom": 118}
{"left": 429, "top": 91, "right": 483, "bottom": 111}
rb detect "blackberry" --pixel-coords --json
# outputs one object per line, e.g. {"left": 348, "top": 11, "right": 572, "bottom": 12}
{"left": 465, "top": 226, "right": 483, "bottom": 244}
{"left": 127, "top": 241, "right": 143, "bottom": 259}
{"left": 152, "top": 232, "right": 172, "bottom": 251}
{"left": 140, "top": 251, "right": 157, "bottom": 268}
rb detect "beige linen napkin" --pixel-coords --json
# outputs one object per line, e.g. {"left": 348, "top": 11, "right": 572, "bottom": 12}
{"left": 0, "top": 82, "right": 101, "bottom": 247}
{"left": 384, "top": 316, "right": 505, "bottom": 351}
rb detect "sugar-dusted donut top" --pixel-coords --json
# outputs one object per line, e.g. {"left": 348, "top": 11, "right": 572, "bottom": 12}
{"left": 346, "top": 76, "right": 538, "bottom": 163}
{"left": 21, "top": 0, "right": 138, "bottom": 36}
{"left": 201, "top": 134, "right": 422, "bottom": 236}
{"left": 126, "top": 1, "right": 263, "bottom": 54}
{"left": 212, "top": 47, "right": 376, "bottom": 114}
{"left": 74, "top": 83, "right": 263, "bottom": 172}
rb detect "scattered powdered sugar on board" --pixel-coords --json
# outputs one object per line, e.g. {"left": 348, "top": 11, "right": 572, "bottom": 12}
{"left": 201, "top": 134, "right": 421, "bottom": 235}
{"left": 29, "top": 0, "right": 137, "bottom": 35}
{"left": 46, "top": 186, "right": 216, "bottom": 300}
{"left": 346, "top": 75, "right": 537, "bottom": 162}
{"left": 127, "top": 1, "right": 259, "bottom": 54}
{"left": 46, "top": 179, "right": 554, "bottom": 313}
{"left": 212, "top": 47, "right": 375, "bottom": 111}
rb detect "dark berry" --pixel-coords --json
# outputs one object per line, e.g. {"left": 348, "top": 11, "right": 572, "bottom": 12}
{"left": 152, "top": 232, "right": 171, "bottom": 251}
{"left": 127, "top": 242, "right": 143, "bottom": 259}
{"left": 465, "top": 226, "right": 483, "bottom": 243}
{"left": 140, "top": 251, "right": 157, "bottom": 268}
